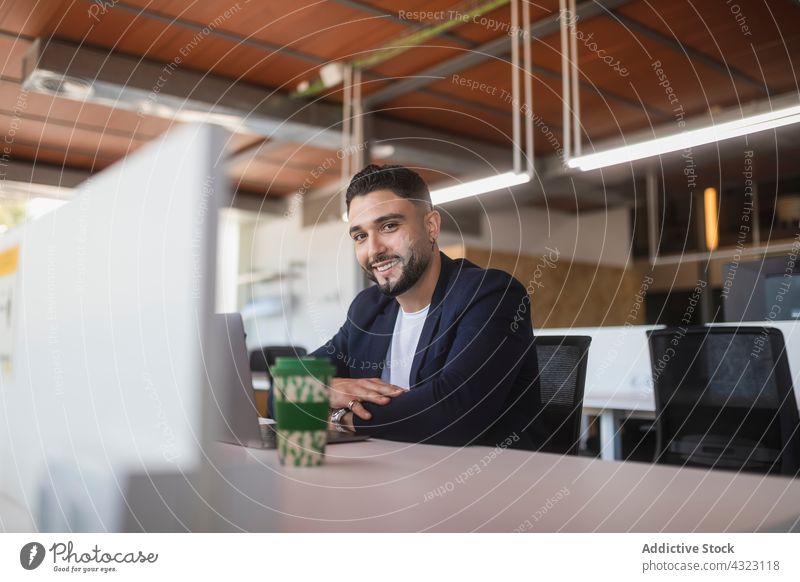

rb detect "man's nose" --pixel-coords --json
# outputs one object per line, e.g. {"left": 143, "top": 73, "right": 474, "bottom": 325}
{"left": 367, "top": 236, "right": 387, "bottom": 263}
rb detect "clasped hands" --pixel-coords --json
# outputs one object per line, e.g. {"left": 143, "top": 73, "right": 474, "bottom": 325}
{"left": 329, "top": 377, "right": 406, "bottom": 428}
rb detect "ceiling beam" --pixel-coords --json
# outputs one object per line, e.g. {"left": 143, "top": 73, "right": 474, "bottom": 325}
{"left": 608, "top": 11, "right": 773, "bottom": 97}
{"left": 22, "top": 37, "right": 344, "bottom": 149}
{"left": 329, "top": 0, "right": 477, "bottom": 48}
{"left": 21, "top": 38, "right": 512, "bottom": 176}
{"left": 363, "top": 0, "right": 634, "bottom": 106}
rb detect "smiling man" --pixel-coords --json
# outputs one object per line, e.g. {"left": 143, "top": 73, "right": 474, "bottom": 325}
{"left": 310, "top": 164, "right": 545, "bottom": 449}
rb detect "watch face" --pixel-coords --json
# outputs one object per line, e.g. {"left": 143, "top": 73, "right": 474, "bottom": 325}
{"left": 330, "top": 408, "right": 350, "bottom": 432}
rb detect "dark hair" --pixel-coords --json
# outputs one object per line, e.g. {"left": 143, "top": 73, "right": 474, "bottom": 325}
{"left": 345, "top": 164, "right": 432, "bottom": 213}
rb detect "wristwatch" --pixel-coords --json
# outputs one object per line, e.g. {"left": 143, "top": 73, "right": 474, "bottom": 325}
{"left": 329, "top": 408, "right": 350, "bottom": 433}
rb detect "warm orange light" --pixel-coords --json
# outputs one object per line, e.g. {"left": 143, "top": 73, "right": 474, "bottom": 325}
{"left": 704, "top": 187, "right": 719, "bottom": 251}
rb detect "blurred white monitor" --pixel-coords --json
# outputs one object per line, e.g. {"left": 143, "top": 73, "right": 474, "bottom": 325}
{"left": 210, "top": 312, "right": 262, "bottom": 449}
{"left": 0, "top": 122, "right": 229, "bottom": 531}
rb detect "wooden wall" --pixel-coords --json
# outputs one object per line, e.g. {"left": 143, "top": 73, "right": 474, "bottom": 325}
{"left": 442, "top": 244, "right": 646, "bottom": 328}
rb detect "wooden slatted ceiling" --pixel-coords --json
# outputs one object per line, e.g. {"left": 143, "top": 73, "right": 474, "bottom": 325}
{"left": 7, "top": 140, "right": 118, "bottom": 169}
{"left": 231, "top": 142, "right": 352, "bottom": 196}
{"left": 0, "top": 80, "right": 166, "bottom": 136}
{"left": 617, "top": 0, "right": 800, "bottom": 95}
{"left": 373, "top": 0, "right": 798, "bottom": 144}
{"left": 5, "top": 2, "right": 799, "bottom": 108}
{"left": 24, "top": 1, "right": 548, "bottom": 95}
{"left": 362, "top": 0, "right": 561, "bottom": 45}
{"left": 447, "top": 0, "right": 560, "bottom": 44}
{"left": 380, "top": 5, "right": 788, "bottom": 148}
{"left": 47, "top": 0, "right": 470, "bottom": 88}
{"left": 0, "top": 0, "right": 798, "bottom": 198}
{"left": 233, "top": 159, "right": 338, "bottom": 195}
{"left": 0, "top": 0, "right": 66, "bottom": 37}
{"left": 6, "top": 0, "right": 792, "bottom": 123}
{"left": 0, "top": 35, "right": 29, "bottom": 81}
{"left": 382, "top": 88, "right": 652, "bottom": 156}
{"left": 48, "top": 2, "right": 310, "bottom": 88}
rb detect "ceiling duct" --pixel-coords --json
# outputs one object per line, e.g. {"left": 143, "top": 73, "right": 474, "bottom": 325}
{"left": 22, "top": 38, "right": 343, "bottom": 150}
{"left": 21, "top": 38, "right": 510, "bottom": 177}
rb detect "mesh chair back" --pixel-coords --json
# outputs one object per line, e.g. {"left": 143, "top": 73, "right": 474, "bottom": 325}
{"left": 647, "top": 326, "right": 800, "bottom": 475}
{"left": 534, "top": 336, "right": 591, "bottom": 455}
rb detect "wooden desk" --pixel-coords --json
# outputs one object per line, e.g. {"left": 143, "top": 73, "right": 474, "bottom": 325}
{"left": 123, "top": 439, "right": 800, "bottom": 532}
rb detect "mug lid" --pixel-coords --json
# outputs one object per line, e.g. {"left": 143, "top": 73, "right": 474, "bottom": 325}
{"left": 272, "top": 356, "right": 334, "bottom": 378}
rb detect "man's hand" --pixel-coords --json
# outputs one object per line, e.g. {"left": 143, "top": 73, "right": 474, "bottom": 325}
{"left": 329, "top": 377, "right": 405, "bottom": 420}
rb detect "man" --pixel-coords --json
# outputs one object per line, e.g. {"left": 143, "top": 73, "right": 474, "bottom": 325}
{"left": 310, "top": 164, "right": 545, "bottom": 450}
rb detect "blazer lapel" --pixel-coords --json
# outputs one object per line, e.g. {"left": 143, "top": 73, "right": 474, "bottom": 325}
{"left": 409, "top": 252, "right": 455, "bottom": 387}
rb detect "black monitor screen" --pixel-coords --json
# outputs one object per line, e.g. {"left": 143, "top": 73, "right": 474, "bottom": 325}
{"left": 723, "top": 255, "right": 800, "bottom": 322}
{"left": 765, "top": 273, "right": 800, "bottom": 320}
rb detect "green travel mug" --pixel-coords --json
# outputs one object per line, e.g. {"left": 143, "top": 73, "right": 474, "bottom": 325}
{"left": 271, "top": 357, "right": 333, "bottom": 466}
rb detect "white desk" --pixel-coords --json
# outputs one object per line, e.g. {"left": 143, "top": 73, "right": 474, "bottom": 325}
{"left": 122, "top": 439, "right": 800, "bottom": 532}
{"left": 538, "top": 321, "right": 800, "bottom": 460}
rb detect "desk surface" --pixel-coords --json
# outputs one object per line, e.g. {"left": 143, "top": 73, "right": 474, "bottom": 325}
{"left": 125, "top": 439, "right": 800, "bottom": 532}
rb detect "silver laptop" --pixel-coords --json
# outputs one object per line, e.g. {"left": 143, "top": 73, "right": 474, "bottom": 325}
{"left": 211, "top": 313, "right": 264, "bottom": 448}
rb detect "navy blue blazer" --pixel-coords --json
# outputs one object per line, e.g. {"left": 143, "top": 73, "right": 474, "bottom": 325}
{"left": 310, "top": 251, "right": 545, "bottom": 450}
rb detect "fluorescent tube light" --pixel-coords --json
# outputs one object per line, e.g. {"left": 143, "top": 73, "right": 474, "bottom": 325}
{"left": 567, "top": 103, "right": 800, "bottom": 171}
{"left": 430, "top": 172, "right": 530, "bottom": 205}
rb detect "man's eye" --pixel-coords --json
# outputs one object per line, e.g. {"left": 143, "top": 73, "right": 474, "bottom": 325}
{"left": 353, "top": 233, "right": 366, "bottom": 242}
{"left": 382, "top": 223, "right": 398, "bottom": 231}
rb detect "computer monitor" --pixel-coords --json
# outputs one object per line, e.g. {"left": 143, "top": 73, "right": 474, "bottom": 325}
{"left": 765, "top": 272, "right": 800, "bottom": 320}
{"left": 722, "top": 255, "right": 800, "bottom": 322}
{"left": 0, "top": 123, "right": 229, "bottom": 531}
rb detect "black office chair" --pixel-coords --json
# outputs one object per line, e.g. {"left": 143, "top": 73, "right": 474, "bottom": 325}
{"left": 249, "top": 345, "right": 307, "bottom": 380}
{"left": 533, "top": 335, "right": 591, "bottom": 455}
{"left": 647, "top": 326, "right": 800, "bottom": 476}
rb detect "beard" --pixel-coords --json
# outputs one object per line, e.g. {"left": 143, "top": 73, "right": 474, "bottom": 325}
{"left": 364, "top": 241, "right": 432, "bottom": 297}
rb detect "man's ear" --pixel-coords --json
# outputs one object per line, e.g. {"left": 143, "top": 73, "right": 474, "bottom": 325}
{"left": 425, "top": 207, "right": 441, "bottom": 243}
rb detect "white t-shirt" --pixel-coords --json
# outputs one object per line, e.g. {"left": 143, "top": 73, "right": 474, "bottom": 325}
{"left": 380, "top": 304, "right": 430, "bottom": 390}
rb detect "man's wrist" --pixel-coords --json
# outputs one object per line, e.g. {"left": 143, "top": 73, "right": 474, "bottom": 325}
{"left": 343, "top": 411, "right": 356, "bottom": 432}
{"left": 330, "top": 408, "right": 355, "bottom": 433}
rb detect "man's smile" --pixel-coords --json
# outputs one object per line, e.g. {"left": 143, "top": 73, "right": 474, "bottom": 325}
{"left": 373, "top": 258, "right": 400, "bottom": 274}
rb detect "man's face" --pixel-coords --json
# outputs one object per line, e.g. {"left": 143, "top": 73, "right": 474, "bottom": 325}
{"left": 348, "top": 190, "right": 437, "bottom": 297}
